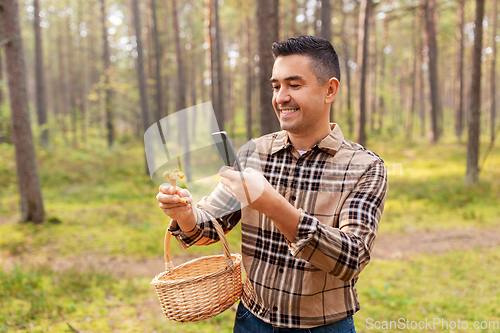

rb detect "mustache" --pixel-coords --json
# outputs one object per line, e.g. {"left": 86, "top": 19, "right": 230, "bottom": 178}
{"left": 278, "top": 102, "right": 299, "bottom": 109}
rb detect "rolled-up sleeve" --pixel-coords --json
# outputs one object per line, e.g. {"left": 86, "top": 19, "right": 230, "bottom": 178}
{"left": 288, "top": 159, "right": 388, "bottom": 281}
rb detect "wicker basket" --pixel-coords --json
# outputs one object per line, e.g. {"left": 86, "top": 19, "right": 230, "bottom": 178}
{"left": 151, "top": 218, "right": 242, "bottom": 322}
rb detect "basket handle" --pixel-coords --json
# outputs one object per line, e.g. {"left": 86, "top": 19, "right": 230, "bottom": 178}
{"left": 164, "top": 216, "right": 233, "bottom": 272}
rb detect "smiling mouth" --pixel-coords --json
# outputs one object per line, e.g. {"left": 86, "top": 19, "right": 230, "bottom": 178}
{"left": 281, "top": 108, "right": 299, "bottom": 115}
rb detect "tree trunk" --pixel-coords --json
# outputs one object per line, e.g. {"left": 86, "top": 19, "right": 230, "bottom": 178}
{"left": 378, "top": 16, "right": 388, "bottom": 132}
{"left": 490, "top": 0, "right": 497, "bottom": 144}
{"left": 188, "top": 0, "right": 197, "bottom": 140}
{"left": 320, "top": 0, "right": 331, "bottom": 42}
{"left": 246, "top": 7, "right": 253, "bottom": 140}
{"left": 101, "top": 0, "right": 114, "bottom": 148}
{"left": 131, "top": 0, "right": 150, "bottom": 128}
{"left": 146, "top": 6, "right": 153, "bottom": 100}
{"left": 204, "top": 0, "right": 215, "bottom": 128}
{"left": 314, "top": 0, "right": 321, "bottom": 37}
{"left": 397, "top": 64, "right": 405, "bottom": 132}
{"left": 278, "top": 0, "right": 285, "bottom": 42}
{"left": 0, "top": 46, "right": 3, "bottom": 109}
{"left": 171, "top": 0, "right": 185, "bottom": 113}
{"left": 56, "top": 19, "right": 68, "bottom": 142}
{"left": 341, "top": 9, "right": 353, "bottom": 136}
{"left": 229, "top": 69, "right": 236, "bottom": 139}
{"left": 407, "top": 12, "right": 419, "bottom": 141}
{"left": 465, "top": 0, "right": 485, "bottom": 186}
{"left": 455, "top": 0, "right": 465, "bottom": 141}
{"left": 321, "top": 0, "right": 333, "bottom": 123}
{"left": 162, "top": 0, "right": 171, "bottom": 120}
{"left": 370, "top": 9, "right": 377, "bottom": 133}
{"left": 214, "top": 0, "right": 225, "bottom": 130}
{"left": 0, "top": 15, "right": 6, "bottom": 144}
{"left": 65, "top": 4, "right": 77, "bottom": 146}
{"left": 356, "top": 0, "right": 370, "bottom": 146}
{"left": 86, "top": 2, "right": 96, "bottom": 135}
{"left": 77, "top": 0, "right": 87, "bottom": 144}
{"left": 289, "top": 0, "right": 297, "bottom": 38}
{"left": 419, "top": 42, "right": 426, "bottom": 138}
{"left": 34, "top": 0, "right": 48, "bottom": 147}
{"left": 257, "top": 0, "right": 280, "bottom": 135}
{"left": 132, "top": 0, "right": 152, "bottom": 175}
{"left": 151, "top": 0, "right": 163, "bottom": 122}
{"left": 301, "top": 0, "right": 308, "bottom": 36}
{"left": 171, "top": 0, "right": 192, "bottom": 180}
{"left": 423, "top": 0, "right": 441, "bottom": 144}
{"left": 0, "top": 0, "right": 45, "bottom": 224}
{"left": 416, "top": 4, "right": 425, "bottom": 138}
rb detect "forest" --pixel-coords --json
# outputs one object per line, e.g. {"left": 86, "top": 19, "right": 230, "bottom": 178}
{"left": 0, "top": 0, "right": 499, "bottom": 332}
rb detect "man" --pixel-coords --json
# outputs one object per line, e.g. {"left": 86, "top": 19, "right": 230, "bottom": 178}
{"left": 157, "top": 35, "right": 387, "bottom": 332}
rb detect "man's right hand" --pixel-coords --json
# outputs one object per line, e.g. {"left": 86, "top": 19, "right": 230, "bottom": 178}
{"left": 156, "top": 185, "right": 196, "bottom": 228}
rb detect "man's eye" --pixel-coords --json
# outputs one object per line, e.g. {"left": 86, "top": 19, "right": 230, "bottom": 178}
{"left": 290, "top": 84, "right": 299, "bottom": 88}
{"left": 272, "top": 86, "right": 280, "bottom": 91}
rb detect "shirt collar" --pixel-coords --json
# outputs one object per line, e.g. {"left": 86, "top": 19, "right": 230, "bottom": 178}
{"left": 270, "top": 123, "right": 345, "bottom": 156}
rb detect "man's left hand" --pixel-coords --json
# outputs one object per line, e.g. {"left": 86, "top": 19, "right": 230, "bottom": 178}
{"left": 219, "top": 167, "right": 276, "bottom": 213}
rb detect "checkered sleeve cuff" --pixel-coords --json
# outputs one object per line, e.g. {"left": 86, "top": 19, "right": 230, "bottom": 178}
{"left": 288, "top": 209, "right": 319, "bottom": 256}
{"left": 167, "top": 210, "right": 205, "bottom": 249}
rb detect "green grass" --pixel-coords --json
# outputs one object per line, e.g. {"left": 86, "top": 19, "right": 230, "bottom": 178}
{"left": 0, "top": 266, "right": 236, "bottom": 332}
{"left": 0, "top": 135, "right": 499, "bottom": 332}
{"left": 355, "top": 247, "right": 500, "bottom": 332}
{"left": 368, "top": 138, "right": 500, "bottom": 234}
{"left": 1, "top": 248, "right": 498, "bottom": 332}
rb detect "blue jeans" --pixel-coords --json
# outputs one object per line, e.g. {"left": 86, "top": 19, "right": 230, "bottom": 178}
{"left": 233, "top": 302, "right": 357, "bottom": 333}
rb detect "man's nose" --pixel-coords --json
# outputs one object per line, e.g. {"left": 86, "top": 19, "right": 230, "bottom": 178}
{"left": 275, "top": 87, "right": 291, "bottom": 104}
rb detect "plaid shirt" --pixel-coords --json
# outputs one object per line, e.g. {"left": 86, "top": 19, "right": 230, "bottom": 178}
{"left": 169, "top": 124, "right": 388, "bottom": 329}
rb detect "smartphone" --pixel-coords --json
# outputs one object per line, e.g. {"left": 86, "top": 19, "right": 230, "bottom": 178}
{"left": 212, "top": 131, "right": 243, "bottom": 171}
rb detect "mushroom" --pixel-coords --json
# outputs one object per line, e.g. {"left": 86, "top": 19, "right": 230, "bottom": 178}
{"left": 163, "top": 169, "right": 188, "bottom": 204}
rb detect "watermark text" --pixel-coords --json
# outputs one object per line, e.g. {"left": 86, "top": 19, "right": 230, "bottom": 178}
{"left": 366, "top": 317, "right": 499, "bottom": 330}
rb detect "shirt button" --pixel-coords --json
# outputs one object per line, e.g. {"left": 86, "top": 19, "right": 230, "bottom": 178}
{"left": 290, "top": 195, "right": 296, "bottom": 201}
{"left": 273, "top": 306, "right": 278, "bottom": 312}
{"left": 297, "top": 161, "right": 303, "bottom": 166}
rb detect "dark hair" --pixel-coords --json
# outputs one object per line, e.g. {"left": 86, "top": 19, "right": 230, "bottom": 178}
{"left": 271, "top": 35, "right": 341, "bottom": 84}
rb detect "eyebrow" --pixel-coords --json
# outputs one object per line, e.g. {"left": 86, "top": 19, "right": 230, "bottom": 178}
{"left": 270, "top": 75, "right": 304, "bottom": 83}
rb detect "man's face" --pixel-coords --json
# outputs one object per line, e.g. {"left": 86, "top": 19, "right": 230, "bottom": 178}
{"left": 270, "top": 55, "right": 333, "bottom": 136}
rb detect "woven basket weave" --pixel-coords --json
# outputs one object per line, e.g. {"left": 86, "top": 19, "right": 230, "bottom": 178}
{"left": 151, "top": 218, "right": 242, "bottom": 322}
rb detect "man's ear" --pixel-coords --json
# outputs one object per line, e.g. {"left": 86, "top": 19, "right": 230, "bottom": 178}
{"left": 325, "top": 77, "right": 340, "bottom": 104}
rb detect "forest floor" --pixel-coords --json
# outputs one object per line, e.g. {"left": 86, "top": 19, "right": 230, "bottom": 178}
{"left": 1, "top": 224, "right": 500, "bottom": 277}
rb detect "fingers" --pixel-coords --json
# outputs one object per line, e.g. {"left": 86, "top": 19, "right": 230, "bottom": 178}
{"left": 159, "top": 184, "right": 177, "bottom": 195}
{"left": 220, "top": 177, "right": 237, "bottom": 197}
{"left": 156, "top": 190, "right": 189, "bottom": 206}
{"left": 159, "top": 201, "right": 191, "bottom": 211}
{"left": 219, "top": 166, "right": 239, "bottom": 181}
{"left": 220, "top": 166, "right": 258, "bottom": 180}
{"left": 159, "top": 184, "right": 190, "bottom": 200}
{"left": 220, "top": 177, "right": 231, "bottom": 190}
{"left": 156, "top": 184, "right": 193, "bottom": 222}
{"left": 177, "top": 188, "right": 191, "bottom": 198}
